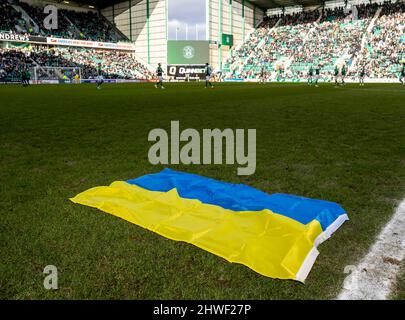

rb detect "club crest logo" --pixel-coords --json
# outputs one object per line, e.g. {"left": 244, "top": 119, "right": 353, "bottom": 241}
{"left": 182, "top": 46, "right": 195, "bottom": 59}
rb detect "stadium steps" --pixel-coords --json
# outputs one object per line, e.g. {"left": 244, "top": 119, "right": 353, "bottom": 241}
{"left": 367, "top": 7, "right": 382, "bottom": 33}
{"left": 11, "top": 3, "right": 40, "bottom": 34}
{"left": 351, "top": 7, "right": 382, "bottom": 72}
{"left": 60, "top": 11, "right": 90, "bottom": 40}
{"left": 224, "top": 17, "right": 281, "bottom": 73}
{"left": 227, "top": 18, "right": 281, "bottom": 74}
{"left": 316, "top": 12, "right": 322, "bottom": 23}
{"left": 60, "top": 12, "right": 82, "bottom": 39}
{"left": 275, "top": 24, "right": 317, "bottom": 76}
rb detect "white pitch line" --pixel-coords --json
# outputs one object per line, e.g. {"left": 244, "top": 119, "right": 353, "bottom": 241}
{"left": 338, "top": 199, "right": 405, "bottom": 300}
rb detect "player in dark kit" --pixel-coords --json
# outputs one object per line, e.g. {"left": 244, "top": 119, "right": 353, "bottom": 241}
{"left": 21, "top": 68, "right": 27, "bottom": 87}
{"left": 307, "top": 65, "right": 313, "bottom": 85}
{"left": 204, "top": 63, "right": 213, "bottom": 88}
{"left": 25, "top": 69, "right": 31, "bottom": 86}
{"left": 155, "top": 63, "right": 165, "bottom": 89}
{"left": 96, "top": 63, "right": 104, "bottom": 90}
{"left": 341, "top": 64, "right": 347, "bottom": 85}
{"left": 314, "top": 65, "right": 321, "bottom": 87}
{"left": 21, "top": 66, "right": 30, "bottom": 87}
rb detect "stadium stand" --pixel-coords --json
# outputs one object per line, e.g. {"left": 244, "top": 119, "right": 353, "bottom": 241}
{"left": 224, "top": 1, "right": 405, "bottom": 81}
{"left": 61, "top": 9, "right": 122, "bottom": 42}
{"left": 353, "top": 1, "right": 405, "bottom": 78}
{"left": 17, "top": 0, "right": 78, "bottom": 39}
{"left": 0, "top": 0, "right": 127, "bottom": 42}
{"left": 0, "top": 46, "right": 155, "bottom": 82}
{"left": 0, "top": 0, "right": 154, "bottom": 81}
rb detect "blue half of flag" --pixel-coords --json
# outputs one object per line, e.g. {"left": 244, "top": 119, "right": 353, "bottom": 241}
{"left": 127, "top": 168, "right": 348, "bottom": 244}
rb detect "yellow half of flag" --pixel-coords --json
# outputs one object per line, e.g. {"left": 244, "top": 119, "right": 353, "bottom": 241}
{"left": 70, "top": 181, "right": 322, "bottom": 282}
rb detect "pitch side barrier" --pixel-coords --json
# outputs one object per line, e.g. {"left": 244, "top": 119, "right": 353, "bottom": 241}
{"left": 1, "top": 78, "right": 400, "bottom": 85}
{"left": 81, "top": 79, "right": 153, "bottom": 84}
{"left": 0, "top": 79, "right": 154, "bottom": 85}
{"left": 224, "top": 78, "right": 401, "bottom": 83}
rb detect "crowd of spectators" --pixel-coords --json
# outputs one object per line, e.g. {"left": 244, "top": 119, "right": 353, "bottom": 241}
{"left": 356, "top": 2, "right": 380, "bottom": 19}
{"left": 0, "top": 0, "right": 21, "bottom": 32}
{"left": 280, "top": 10, "right": 320, "bottom": 26}
{"left": 225, "top": 8, "right": 321, "bottom": 79}
{"left": 61, "top": 10, "right": 121, "bottom": 42}
{"left": 0, "top": 46, "right": 154, "bottom": 82}
{"left": 0, "top": 0, "right": 150, "bottom": 83}
{"left": 289, "top": 10, "right": 368, "bottom": 79}
{"left": 224, "top": 15, "right": 279, "bottom": 75}
{"left": 320, "top": 6, "right": 347, "bottom": 22}
{"left": 0, "top": 48, "right": 29, "bottom": 80}
{"left": 353, "top": 1, "right": 405, "bottom": 78}
{"left": 225, "top": 1, "right": 404, "bottom": 81}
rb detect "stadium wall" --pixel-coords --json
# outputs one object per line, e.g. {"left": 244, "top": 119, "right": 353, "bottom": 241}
{"left": 101, "top": 0, "right": 167, "bottom": 68}
{"left": 207, "top": 0, "right": 264, "bottom": 70}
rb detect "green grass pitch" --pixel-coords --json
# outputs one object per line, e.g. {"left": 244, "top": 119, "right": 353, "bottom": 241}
{"left": 1, "top": 82, "right": 404, "bottom": 299}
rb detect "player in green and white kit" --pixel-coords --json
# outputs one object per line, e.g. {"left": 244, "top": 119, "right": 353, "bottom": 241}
{"left": 204, "top": 63, "right": 214, "bottom": 88}
{"left": 334, "top": 65, "right": 339, "bottom": 87}
{"left": 260, "top": 66, "right": 266, "bottom": 84}
{"left": 359, "top": 65, "right": 366, "bottom": 86}
{"left": 155, "top": 63, "right": 165, "bottom": 89}
{"left": 307, "top": 66, "right": 313, "bottom": 85}
{"left": 399, "top": 63, "right": 405, "bottom": 86}
{"left": 96, "top": 63, "right": 104, "bottom": 90}
{"left": 314, "top": 65, "right": 321, "bottom": 87}
{"left": 341, "top": 64, "right": 347, "bottom": 85}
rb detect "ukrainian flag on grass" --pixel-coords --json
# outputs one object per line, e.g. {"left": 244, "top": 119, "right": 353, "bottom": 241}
{"left": 129, "top": 169, "right": 349, "bottom": 246}
{"left": 71, "top": 169, "right": 348, "bottom": 282}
